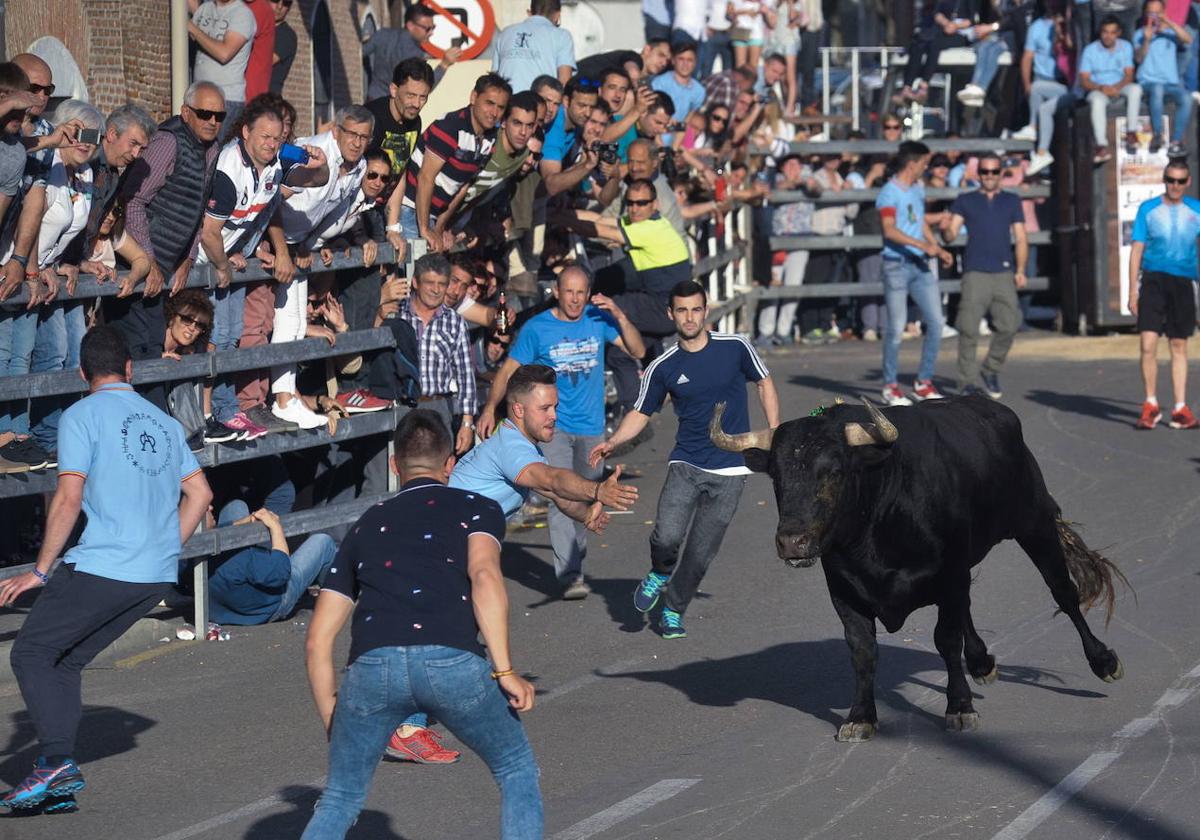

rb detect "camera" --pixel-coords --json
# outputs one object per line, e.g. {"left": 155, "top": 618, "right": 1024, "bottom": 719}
{"left": 76, "top": 127, "right": 102, "bottom": 145}
{"left": 592, "top": 142, "right": 620, "bottom": 165}
{"left": 279, "top": 142, "right": 311, "bottom": 167}
{"left": 667, "top": 120, "right": 686, "bottom": 132}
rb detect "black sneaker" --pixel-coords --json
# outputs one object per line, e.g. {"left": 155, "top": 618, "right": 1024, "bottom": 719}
{"left": 245, "top": 404, "right": 299, "bottom": 433}
{"left": 39, "top": 452, "right": 57, "bottom": 471}
{"left": 1168, "top": 141, "right": 1187, "bottom": 158}
{"left": 980, "top": 372, "right": 1002, "bottom": 400}
{"left": 2, "top": 439, "right": 50, "bottom": 469}
{"left": 202, "top": 416, "right": 240, "bottom": 445}
{"left": 186, "top": 428, "right": 206, "bottom": 453}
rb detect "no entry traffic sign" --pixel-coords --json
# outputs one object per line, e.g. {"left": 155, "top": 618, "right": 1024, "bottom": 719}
{"left": 421, "top": 0, "right": 496, "bottom": 61}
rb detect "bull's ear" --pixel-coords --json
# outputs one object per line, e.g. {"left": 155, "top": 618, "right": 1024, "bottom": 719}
{"left": 743, "top": 447, "right": 770, "bottom": 473}
{"left": 850, "top": 444, "right": 893, "bottom": 468}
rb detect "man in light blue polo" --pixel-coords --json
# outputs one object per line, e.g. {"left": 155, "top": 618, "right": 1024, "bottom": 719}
{"left": 0, "top": 326, "right": 212, "bottom": 813}
{"left": 1078, "top": 15, "right": 1141, "bottom": 163}
{"left": 476, "top": 267, "right": 645, "bottom": 599}
{"left": 651, "top": 41, "right": 706, "bottom": 132}
{"left": 492, "top": 0, "right": 576, "bottom": 93}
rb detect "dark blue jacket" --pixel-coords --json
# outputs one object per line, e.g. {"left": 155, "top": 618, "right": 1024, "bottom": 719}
{"left": 208, "top": 547, "right": 290, "bottom": 625}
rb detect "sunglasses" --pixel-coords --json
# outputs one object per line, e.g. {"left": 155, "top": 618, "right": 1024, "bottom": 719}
{"left": 575, "top": 77, "right": 601, "bottom": 90}
{"left": 1165, "top": 176, "right": 1189, "bottom": 185}
{"left": 626, "top": 198, "right": 653, "bottom": 207}
{"left": 177, "top": 313, "right": 211, "bottom": 330}
{"left": 364, "top": 171, "right": 389, "bottom": 181}
{"left": 978, "top": 168, "right": 1002, "bottom": 175}
{"left": 29, "top": 83, "right": 55, "bottom": 96}
{"left": 411, "top": 20, "right": 434, "bottom": 33}
{"left": 188, "top": 106, "right": 226, "bottom": 123}
{"left": 711, "top": 115, "right": 728, "bottom": 124}
{"left": 488, "top": 336, "right": 511, "bottom": 347}
{"left": 883, "top": 124, "right": 902, "bottom": 131}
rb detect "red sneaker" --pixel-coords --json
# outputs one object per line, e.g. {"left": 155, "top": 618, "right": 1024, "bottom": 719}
{"left": 384, "top": 728, "right": 460, "bottom": 764}
{"left": 336, "top": 389, "right": 392, "bottom": 414}
{"left": 1170, "top": 405, "right": 1199, "bottom": 429}
{"left": 911, "top": 380, "right": 945, "bottom": 401}
{"left": 881, "top": 383, "right": 912, "bottom": 407}
{"left": 1136, "top": 400, "right": 1162, "bottom": 430}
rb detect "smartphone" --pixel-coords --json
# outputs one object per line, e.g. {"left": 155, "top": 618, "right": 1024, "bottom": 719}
{"left": 279, "top": 142, "right": 310, "bottom": 167}
{"left": 77, "top": 127, "right": 101, "bottom": 145}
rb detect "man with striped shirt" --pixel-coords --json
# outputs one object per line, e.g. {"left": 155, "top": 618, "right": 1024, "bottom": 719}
{"left": 589, "top": 280, "right": 778, "bottom": 640}
{"left": 397, "top": 73, "right": 511, "bottom": 253}
{"left": 397, "top": 254, "right": 477, "bottom": 455}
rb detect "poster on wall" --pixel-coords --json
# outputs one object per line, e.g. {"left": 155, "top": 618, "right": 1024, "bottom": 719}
{"left": 1115, "top": 115, "right": 1171, "bottom": 315}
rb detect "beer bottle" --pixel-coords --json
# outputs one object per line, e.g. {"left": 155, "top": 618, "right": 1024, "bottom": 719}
{"left": 495, "top": 289, "right": 510, "bottom": 335}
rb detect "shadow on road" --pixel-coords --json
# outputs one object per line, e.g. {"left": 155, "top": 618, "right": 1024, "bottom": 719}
{"left": 242, "top": 785, "right": 410, "bottom": 839}
{"left": 1025, "top": 389, "right": 1138, "bottom": 423}
{"left": 786, "top": 371, "right": 959, "bottom": 404}
{"left": 0, "top": 706, "right": 156, "bottom": 786}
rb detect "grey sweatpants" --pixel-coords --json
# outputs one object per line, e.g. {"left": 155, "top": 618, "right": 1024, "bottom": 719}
{"left": 542, "top": 430, "right": 605, "bottom": 583}
{"left": 955, "top": 270, "right": 1021, "bottom": 386}
{"left": 650, "top": 461, "right": 746, "bottom": 614}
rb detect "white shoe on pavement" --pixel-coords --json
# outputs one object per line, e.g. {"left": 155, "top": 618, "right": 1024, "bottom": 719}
{"left": 272, "top": 399, "right": 327, "bottom": 430}
{"left": 1012, "top": 124, "right": 1037, "bottom": 141}
{"left": 1026, "top": 150, "right": 1054, "bottom": 175}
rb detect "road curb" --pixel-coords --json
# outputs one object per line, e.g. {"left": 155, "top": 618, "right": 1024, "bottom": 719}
{"left": 0, "top": 614, "right": 180, "bottom": 687}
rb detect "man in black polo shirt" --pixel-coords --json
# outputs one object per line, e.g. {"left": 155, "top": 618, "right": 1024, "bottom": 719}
{"left": 303, "top": 410, "right": 541, "bottom": 839}
{"left": 941, "top": 152, "right": 1028, "bottom": 399}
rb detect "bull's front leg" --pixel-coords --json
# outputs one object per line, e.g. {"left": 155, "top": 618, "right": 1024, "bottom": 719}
{"left": 936, "top": 598, "right": 979, "bottom": 732}
{"left": 830, "top": 593, "right": 879, "bottom": 742}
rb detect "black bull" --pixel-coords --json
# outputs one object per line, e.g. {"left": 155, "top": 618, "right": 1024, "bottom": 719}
{"left": 709, "top": 394, "right": 1128, "bottom": 742}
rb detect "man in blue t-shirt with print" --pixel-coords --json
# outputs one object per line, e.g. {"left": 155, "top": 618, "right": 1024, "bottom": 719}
{"left": 1077, "top": 16, "right": 1141, "bottom": 163}
{"left": 590, "top": 280, "right": 779, "bottom": 640}
{"left": 876, "top": 140, "right": 953, "bottom": 407}
{"left": 1127, "top": 161, "right": 1200, "bottom": 429}
{"left": 477, "top": 267, "right": 645, "bottom": 599}
{"left": 942, "top": 152, "right": 1028, "bottom": 399}
{"left": 0, "top": 326, "right": 212, "bottom": 812}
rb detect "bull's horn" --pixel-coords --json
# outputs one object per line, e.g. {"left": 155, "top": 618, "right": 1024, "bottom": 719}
{"left": 844, "top": 398, "right": 900, "bottom": 447}
{"left": 709, "top": 402, "right": 775, "bottom": 452}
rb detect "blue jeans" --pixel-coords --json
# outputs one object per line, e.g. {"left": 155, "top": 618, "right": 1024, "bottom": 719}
{"left": 301, "top": 646, "right": 543, "bottom": 840}
{"left": 210, "top": 285, "right": 246, "bottom": 423}
{"left": 970, "top": 33, "right": 1015, "bottom": 92}
{"left": 699, "top": 30, "right": 733, "bottom": 78}
{"left": 1146, "top": 83, "right": 1192, "bottom": 142}
{"left": 0, "top": 306, "right": 38, "bottom": 435}
{"left": 29, "top": 302, "right": 86, "bottom": 451}
{"left": 881, "top": 258, "right": 944, "bottom": 385}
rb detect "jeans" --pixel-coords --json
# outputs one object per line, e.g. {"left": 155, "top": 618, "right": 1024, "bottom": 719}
{"left": 1087, "top": 85, "right": 1142, "bottom": 146}
{"left": 881, "top": 258, "right": 944, "bottom": 385}
{"left": 1146, "top": 82, "right": 1192, "bottom": 142}
{"left": 542, "top": 429, "right": 604, "bottom": 583}
{"left": 400, "top": 204, "right": 440, "bottom": 242}
{"left": 650, "top": 461, "right": 746, "bottom": 614}
{"left": 854, "top": 252, "right": 885, "bottom": 334}
{"left": 955, "top": 270, "right": 1021, "bottom": 385}
{"left": 1029, "top": 79, "right": 1070, "bottom": 152}
{"left": 757, "top": 250, "right": 809, "bottom": 340}
{"left": 301, "top": 646, "right": 542, "bottom": 840}
{"left": 210, "top": 285, "right": 246, "bottom": 423}
{"left": 29, "top": 302, "right": 86, "bottom": 451}
{"left": 644, "top": 13, "right": 671, "bottom": 43}
{"left": 971, "top": 33, "right": 1015, "bottom": 92}
{"left": 700, "top": 30, "right": 733, "bottom": 77}
{"left": 0, "top": 306, "right": 38, "bottom": 435}
{"left": 10, "top": 564, "right": 169, "bottom": 757}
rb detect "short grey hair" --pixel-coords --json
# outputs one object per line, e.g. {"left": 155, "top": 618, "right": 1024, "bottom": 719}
{"left": 106, "top": 103, "right": 157, "bottom": 142}
{"left": 335, "top": 104, "right": 375, "bottom": 133}
{"left": 183, "top": 81, "right": 224, "bottom": 109}
{"left": 54, "top": 99, "right": 104, "bottom": 131}
{"left": 414, "top": 253, "right": 451, "bottom": 282}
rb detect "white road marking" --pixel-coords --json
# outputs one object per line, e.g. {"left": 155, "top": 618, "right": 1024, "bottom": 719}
{"left": 549, "top": 778, "right": 702, "bottom": 840}
{"left": 150, "top": 777, "right": 325, "bottom": 840}
{"left": 989, "top": 657, "right": 1200, "bottom": 840}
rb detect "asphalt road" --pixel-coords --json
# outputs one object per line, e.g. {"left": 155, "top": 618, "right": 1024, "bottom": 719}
{"left": 2, "top": 333, "right": 1199, "bottom": 840}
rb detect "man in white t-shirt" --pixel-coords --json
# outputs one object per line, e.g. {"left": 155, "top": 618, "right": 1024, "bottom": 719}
{"left": 190, "top": 0, "right": 257, "bottom": 127}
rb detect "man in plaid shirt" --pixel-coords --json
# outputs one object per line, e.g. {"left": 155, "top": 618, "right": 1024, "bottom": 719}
{"left": 702, "top": 65, "right": 755, "bottom": 110}
{"left": 397, "top": 253, "right": 477, "bottom": 454}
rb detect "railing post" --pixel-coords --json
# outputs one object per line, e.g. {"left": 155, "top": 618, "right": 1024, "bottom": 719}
{"left": 822, "top": 48, "right": 831, "bottom": 137}
{"left": 851, "top": 49, "right": 860, "bottom": 132}
{"left": 191, "top": 515, "right": 208, "bottom": 634}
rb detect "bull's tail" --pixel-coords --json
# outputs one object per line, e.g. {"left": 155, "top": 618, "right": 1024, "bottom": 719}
{"left": 1056, "top": 517, "right": 1132, "bottom": 626}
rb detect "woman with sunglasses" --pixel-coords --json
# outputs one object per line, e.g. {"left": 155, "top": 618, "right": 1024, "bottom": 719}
{"left": 85, "top": 198, "right": 154, "bottom": 301}
{"left": 163, "top": 290, "right": 215, "bottom": 360}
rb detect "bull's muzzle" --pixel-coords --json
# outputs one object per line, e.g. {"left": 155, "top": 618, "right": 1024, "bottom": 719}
{"left": 775, "top": 532, "right": 820, "bottom": 568}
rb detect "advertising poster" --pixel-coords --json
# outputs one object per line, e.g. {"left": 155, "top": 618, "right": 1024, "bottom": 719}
{"left": 1115, "top": 115, "right": 1171, "bottom": 315}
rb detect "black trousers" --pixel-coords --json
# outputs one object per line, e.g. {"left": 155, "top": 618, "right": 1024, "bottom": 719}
{"left": 10, "top": 564, "right": 169, "bottom": 758}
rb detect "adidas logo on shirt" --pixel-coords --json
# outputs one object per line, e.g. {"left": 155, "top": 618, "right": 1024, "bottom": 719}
{"left": 676, "top": 373, "right": 690, "bottom": 385}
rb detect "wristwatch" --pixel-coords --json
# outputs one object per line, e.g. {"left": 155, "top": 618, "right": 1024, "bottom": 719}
{"left": 462, "top": 420, "right": 475, "bottom": 430}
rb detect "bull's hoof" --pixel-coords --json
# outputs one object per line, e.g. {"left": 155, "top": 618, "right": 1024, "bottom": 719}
{"left": 835, "top": 721, "right": 877, "bottom": 742}
{"left": 945, "top": 711, "right": 980, "bottom": 732}
{"left": 784, "top": 557, "right": 819, "bottom": 569}
{"left": 1102, "top": 655, "right": 1125, "bottom": 683}
{"left": 971, "top": 663, "right": 999, "bottom": 686}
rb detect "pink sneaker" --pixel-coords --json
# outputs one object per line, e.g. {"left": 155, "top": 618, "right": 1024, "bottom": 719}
{"left": 911, "top": 380, "right": 944, "bottom": 401}
{"left": 223, "top": 412, "right": 269, "bottom": 441}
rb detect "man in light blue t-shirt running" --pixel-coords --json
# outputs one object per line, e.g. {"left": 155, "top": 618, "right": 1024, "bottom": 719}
{"left": 478, "top": 266, "right": 645, "bottom": 599}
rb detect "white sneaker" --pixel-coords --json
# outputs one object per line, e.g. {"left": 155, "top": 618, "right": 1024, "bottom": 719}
{"left": 1026, "top": 150, "right": 1054, "bottom": 176}
{"left": 273, "top": 399, "right": 327, "bottom": 430}
{"left": 979, "top": 318, "right": 992, "bottom": 336}
{"left": 1012, "top": 124, "right": 1037, "bottom": 141}
{"left": 941, "top": 323, "right": 959, "bottom": 338}
{"left": 956, "top": 84, "right": 985, "bottom": 106}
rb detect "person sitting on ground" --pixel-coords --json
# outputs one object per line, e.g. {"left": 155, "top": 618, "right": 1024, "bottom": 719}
{"left": 205, "top": 500, "right": 337, "bottom": 625}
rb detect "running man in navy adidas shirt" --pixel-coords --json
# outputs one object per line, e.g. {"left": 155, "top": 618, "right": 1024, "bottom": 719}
{"left": 589, "top": 280, "right": 779, "bottom": 639}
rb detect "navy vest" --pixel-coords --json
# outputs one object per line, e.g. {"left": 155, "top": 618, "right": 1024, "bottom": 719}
{"left": 147, "top": 117, "right": 213, "bottom": 274}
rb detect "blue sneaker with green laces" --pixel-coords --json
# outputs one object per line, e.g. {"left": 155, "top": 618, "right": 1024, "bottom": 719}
{"left": 0, "top": 757, "right": 85, "bottom": 810}
{"left": 633, "top": 570, "right": 670, "bottom": 613}
{"left": 660, "top": 607, "right": 687, "bottom": 639}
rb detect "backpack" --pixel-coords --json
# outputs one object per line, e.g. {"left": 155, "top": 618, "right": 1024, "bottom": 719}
{"left": 369, "top": 316, "right": 422, "bottom": 407}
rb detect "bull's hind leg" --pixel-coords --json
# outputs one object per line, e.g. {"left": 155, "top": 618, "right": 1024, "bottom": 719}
{"left": 1017, "top": 517, "right": 1123, "bottom": 682}
{"left": 829, "top": 593, "right": 879, "bottom": 742}
{"left": 964, "top": 605, "right": 998, "bottom": 685}
{"left": 936, "top": 597, "right": 980, "bottom": 732}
